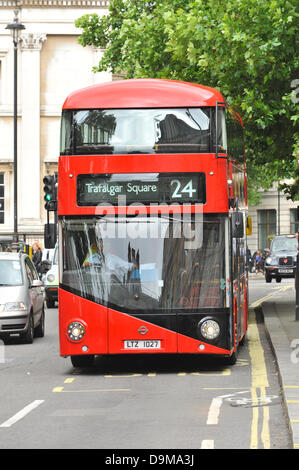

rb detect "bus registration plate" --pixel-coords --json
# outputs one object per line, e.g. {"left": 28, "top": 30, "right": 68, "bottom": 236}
{"left": 124, "top": 340, "right": 161, "bottom": 350}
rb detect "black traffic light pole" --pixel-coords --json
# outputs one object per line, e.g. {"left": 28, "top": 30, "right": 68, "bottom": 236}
{"left": 5, "top": 11, "right": 25, "bottom": 245}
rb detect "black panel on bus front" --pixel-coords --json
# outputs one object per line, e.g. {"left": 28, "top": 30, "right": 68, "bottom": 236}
{"left": 133, "top": 308, "right": 231, "bottom": 349}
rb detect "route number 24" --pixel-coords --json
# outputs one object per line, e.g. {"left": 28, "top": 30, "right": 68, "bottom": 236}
{"left": 171, "top": 179, "right": 196, "bottom": 199}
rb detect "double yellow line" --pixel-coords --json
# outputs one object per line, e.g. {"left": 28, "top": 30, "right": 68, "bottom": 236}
{"left": 248, "top": 308, "right": 270, "bottom": 448}
{"left": 248, "top": 287, "right": 293, "bottom": 448}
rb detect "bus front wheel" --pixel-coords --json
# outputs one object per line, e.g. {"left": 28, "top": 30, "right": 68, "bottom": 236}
{"left": 71, "top": 355, "right": 95, "bottom": 368}
{"left": 224, "top": 351, "right": 237, "bottom": 365}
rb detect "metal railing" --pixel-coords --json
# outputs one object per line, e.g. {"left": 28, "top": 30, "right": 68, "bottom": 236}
{"left": 0, "top": 232, "right": 44, "bottom": 252}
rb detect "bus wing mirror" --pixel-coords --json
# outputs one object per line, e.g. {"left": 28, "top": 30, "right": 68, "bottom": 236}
{"left": 232, "top": 212, "right": 244, "bottom": 238}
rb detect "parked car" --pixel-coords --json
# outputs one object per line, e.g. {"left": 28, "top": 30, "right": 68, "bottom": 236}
{"left": 0, "top": 251, "right": 45, "bottom": 343}
{"left": 264, "top": 234, "right": 297, "bottom": 283}
{"left": 43, "top": 243, "right": 58, "bottom": 308}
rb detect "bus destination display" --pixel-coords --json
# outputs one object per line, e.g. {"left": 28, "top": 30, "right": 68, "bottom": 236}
{"left": 77, "top": 173, "right": 206, "bottom": 206}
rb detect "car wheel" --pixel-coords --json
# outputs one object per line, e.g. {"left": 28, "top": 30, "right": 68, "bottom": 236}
{"left": 35, "top": 307, "right": 45, "bottom": 338}
{"left": 22, "top": 312, "right": 34, "bottom": 344}
{"left": 265, "top": 273, "right": 272, "bottom": 283}
{"left": 46, "top": 298, "right": 55, "bottom": 308}
{"left": 276, "top": 277, "right": 282, "bottom": 283}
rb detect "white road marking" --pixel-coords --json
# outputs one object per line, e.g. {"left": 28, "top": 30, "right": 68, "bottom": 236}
{"left": 201, "top": 440, "right": 214, "bottom": 449}
{"left": 249, "top": 285, "right": 293, "bottom": 308}
{"left": 0, "top": 400, "right": 44, "bottom": 428}
{"left": 207, "top": 397, "right": 223, "bottom": 425}
{"left": 206, "top": 391, "right": 249, "bottom": 425}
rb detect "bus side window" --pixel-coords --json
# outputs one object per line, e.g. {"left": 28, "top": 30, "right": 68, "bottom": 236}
{"left": 226, "top": 109, "right": 244, "bottom": 163}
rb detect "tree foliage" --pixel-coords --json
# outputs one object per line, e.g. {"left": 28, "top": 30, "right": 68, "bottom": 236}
{"left": 75, "top": 0, "right": 299, "bottom": 203}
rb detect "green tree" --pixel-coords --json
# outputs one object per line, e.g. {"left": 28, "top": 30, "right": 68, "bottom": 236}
{"left": 75, "top": 0, "right": 299, "bottom": 203}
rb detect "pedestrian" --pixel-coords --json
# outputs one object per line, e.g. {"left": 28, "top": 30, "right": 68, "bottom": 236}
{"left": 32, "top": 241, "right": 42, "bottom": 274}
{"left": 246, "top": 247, "right": 253, "bottom": 272}
{"left": 255, "top": 250, "right": 264, "bottom": 274}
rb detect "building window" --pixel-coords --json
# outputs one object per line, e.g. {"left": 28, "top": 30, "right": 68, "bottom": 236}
{"left": 290, "top": 208, "right": 299, "bottom": 234}
{"left": 258, "top": 209, "right": 276, "bottom": 249}
{"left": 0, "top": 173, "right": 4, "bottom": 224}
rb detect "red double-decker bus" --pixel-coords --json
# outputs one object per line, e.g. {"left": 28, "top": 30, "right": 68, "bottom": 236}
{"left": 58, "top": 79, "right": 248, "bottom": 367}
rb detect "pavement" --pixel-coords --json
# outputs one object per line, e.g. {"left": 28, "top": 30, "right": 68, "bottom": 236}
{"left": 249, "top": 273, "right": 299, "bottom": 449}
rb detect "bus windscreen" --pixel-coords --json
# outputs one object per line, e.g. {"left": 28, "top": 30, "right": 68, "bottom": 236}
{"left": 60, "top": 215, "right": 226, "bottom": 312}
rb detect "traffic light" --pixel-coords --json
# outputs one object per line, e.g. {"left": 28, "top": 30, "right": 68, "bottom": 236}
{"left": 43, "top": 175, "right": 57, "bottom": 211}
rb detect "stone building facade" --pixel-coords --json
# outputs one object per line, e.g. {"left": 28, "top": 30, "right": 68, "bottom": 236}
{"left": 0, "top": 0, "right": 110, "bottom": 238}
{"left": 247, "top": 183, "right": 299, "bottom": 254}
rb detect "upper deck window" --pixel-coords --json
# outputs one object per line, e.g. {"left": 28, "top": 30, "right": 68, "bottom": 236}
{"left": 60, "top": 108, "right": 219, "bottom": 155}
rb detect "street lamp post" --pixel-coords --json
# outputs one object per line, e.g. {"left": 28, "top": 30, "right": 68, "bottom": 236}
{"left": 5, "top": 9, "right": 25, "bottom": 245}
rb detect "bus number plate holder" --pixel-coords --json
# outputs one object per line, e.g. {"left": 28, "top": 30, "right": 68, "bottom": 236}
{"left": 124, "top": 340, "right": 161, "bottom": 350}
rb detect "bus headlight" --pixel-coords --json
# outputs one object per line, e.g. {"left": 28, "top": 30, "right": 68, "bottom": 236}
{"left": 67, "top": 322, "right": 86, "bottom": 342}
{"left": 199, "top": 318, "right": 220, "bottom": 340}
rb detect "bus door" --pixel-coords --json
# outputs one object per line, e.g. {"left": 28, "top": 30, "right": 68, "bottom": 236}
{"left": 232, "top": 235, "right": 246, "bottom": 345}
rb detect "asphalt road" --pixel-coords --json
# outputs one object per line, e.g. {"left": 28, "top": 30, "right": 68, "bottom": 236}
{"left": 0, "top": 280, "right": 293, "bottom": 450}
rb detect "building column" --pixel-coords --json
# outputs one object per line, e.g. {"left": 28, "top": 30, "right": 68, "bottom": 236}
{"left": 19, "top": 33, "right": 46, "bottom": 231}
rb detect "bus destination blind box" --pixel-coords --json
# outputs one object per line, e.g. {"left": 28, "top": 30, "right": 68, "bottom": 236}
{"left": 77, "top": 172, "right": 206, "bottom": 206}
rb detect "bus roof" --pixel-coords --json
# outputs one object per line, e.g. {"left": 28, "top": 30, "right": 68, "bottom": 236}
{"left": 62, "top": 79, "right": 225, "bottom": 109}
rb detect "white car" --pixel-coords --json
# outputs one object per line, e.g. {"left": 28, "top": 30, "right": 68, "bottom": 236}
{"left": 43, "top": 243, "right": 58, "bottom": 308}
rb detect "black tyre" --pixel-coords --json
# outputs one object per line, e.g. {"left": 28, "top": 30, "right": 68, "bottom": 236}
{"left": 22, "top": 313, "right": 34, "bottom": 344}
{"left": 265, "top": 272, "right": 272, "bottom": 283}
{"left": 276, "top": 277, "right": 282, "bottom": 283}
{"left": 35, "top": 307, "right": 45, "bottom": 338}
{"left": 46, "top": 298, "right": 55, "bottom": 308}
{"left": 239, "top": 333, "right": 246, "bottom": 346}
{"left": 223, "top": 351, "right": 237, "bottom": 365}
{"left": 71, "top": 355, "right": 95, "bottom": 368}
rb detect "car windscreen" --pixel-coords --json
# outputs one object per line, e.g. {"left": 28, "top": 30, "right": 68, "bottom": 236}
{"left": 272, "top": 237, "right": 297, "bottom": 252}
{"left": 0, "top": 260, "right": 23, "bottom": 286}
